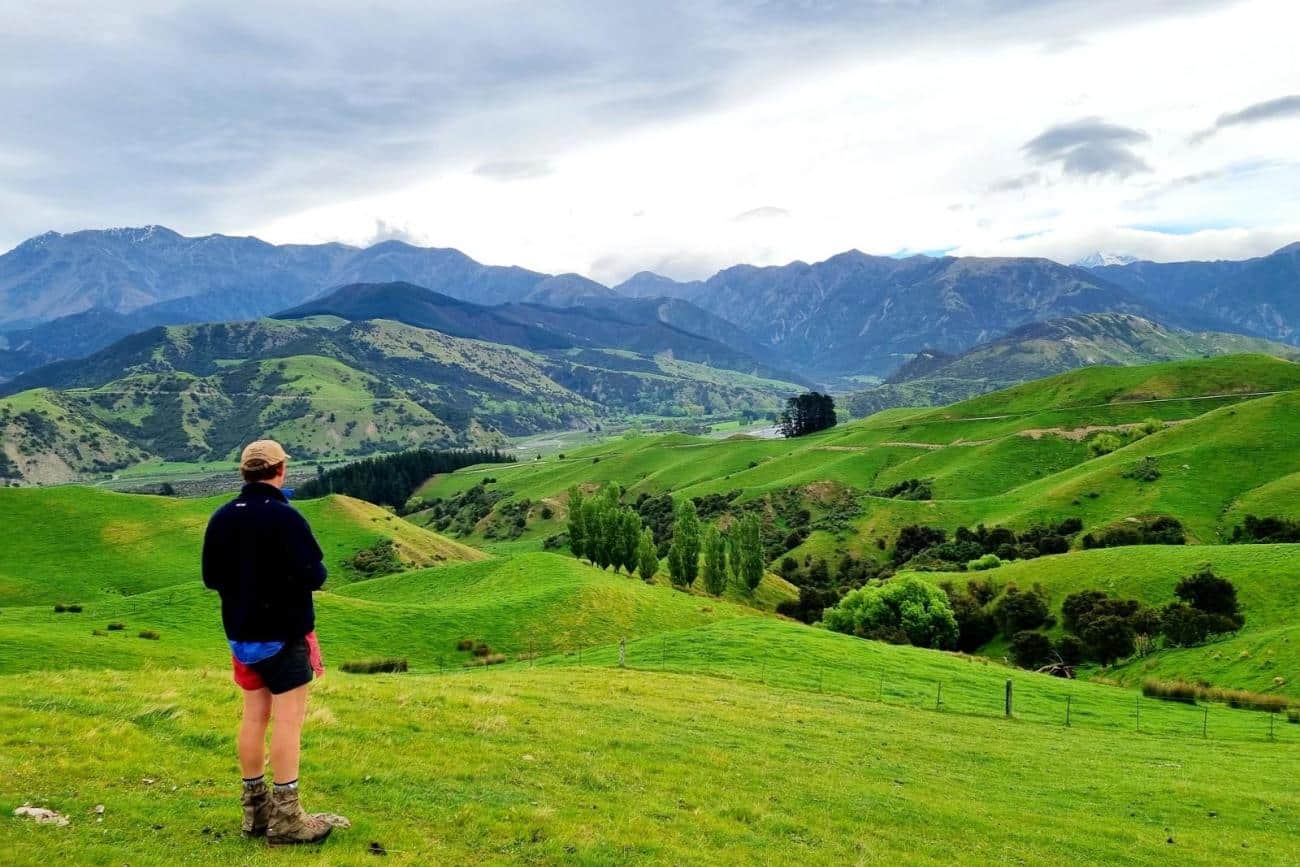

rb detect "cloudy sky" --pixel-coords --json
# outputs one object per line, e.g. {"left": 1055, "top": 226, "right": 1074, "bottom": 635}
{"left": 2, "top": 0, "right": 1297, "bottom": 283}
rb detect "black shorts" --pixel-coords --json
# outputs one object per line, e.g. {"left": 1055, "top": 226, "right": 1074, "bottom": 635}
{"left": 249, "top": 637, "right": 314, "bottom": 695}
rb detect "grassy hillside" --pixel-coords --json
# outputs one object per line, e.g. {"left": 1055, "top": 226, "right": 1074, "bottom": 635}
{"left": 909, "top": 544, "right": 1300, "bottom": 696}
{"left": 0, "top": 389, "right": 147, "bottom": 485}
{"left": 0, "top": 314, "right": 803, "bottom": 484}
{"left": 845, "top": 314, "right": 1300, "bottom": 415}
{"left": 417, "top": 356, "right": 1300, "bottom": 543}
{"left": 0, "top": 547, "right": 768, "bottom": 676}
{"left": 0, "top": 487, "right": 480, "bottom": 607}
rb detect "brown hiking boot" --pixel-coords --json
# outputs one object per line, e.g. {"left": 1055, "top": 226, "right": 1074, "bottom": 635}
{"left": 240, "top": 780, "right": 270, "bottom": 837}
{"left": 267, "top": 786, "right": 332, "bottom": 846}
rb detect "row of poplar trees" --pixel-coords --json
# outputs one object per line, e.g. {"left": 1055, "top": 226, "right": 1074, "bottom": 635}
{"left": 567, "top": 484, "right": 765, "bottom": 596}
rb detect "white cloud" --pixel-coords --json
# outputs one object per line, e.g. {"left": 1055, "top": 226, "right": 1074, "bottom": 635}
{"left": 1, "top": 0, "right": 1297, "bottom": 279}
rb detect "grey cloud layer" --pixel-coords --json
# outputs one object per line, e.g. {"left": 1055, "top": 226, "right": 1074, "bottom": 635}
{"left": 0, "top": 0, "right": 1236, "bottom": 251}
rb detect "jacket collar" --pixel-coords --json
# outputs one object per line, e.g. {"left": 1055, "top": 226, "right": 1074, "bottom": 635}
{"left": 240, "top": 482, "right": 288, "bottom": 503}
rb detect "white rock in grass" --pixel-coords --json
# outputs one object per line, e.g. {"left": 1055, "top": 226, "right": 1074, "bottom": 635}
{"left": 314, "top": 813, "right": 351, "bottom": 829}
{"left": 14, "top": 806, "right": 70, "bottom": 826}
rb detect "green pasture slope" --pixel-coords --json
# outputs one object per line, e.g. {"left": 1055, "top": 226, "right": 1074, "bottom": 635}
{"left": 911, "top": 543, "right": 1300, "bottom": 696}
{"left": 0, "top": 486, "right": 481, "bottom": 607}
{"left": 3, "top": 633, "right": 1300, "bottom": 864}
{"left": 0, "top": 552, "right": 767, "bottom": 676}
{"left": 408, "top": 355, "right": 1300, "bottom": 561}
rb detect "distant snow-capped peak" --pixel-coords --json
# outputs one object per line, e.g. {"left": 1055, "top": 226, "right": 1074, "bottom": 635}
{"left": 1074, "top": 251, "right": 1139, "bottom": 268}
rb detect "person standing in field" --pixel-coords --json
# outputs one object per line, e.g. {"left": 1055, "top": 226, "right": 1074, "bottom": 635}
{"left": 202, "top": 440, "right": 335, "bottom": 846}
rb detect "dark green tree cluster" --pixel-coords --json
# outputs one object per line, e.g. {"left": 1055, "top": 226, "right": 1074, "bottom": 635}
{"left": 776, "top": 554, "right": 872, "bottom": 623}
{"left": 1002, "top": 567, "right": 1243, "bottom": 673}
{"left": 892, "top": 518, "right": 1083, "bottom": 567}
{"left": 1231, "top": 514, "right": 1300, "bottom": 544}
{"left": 777, "top": 392, "right": 837, "bottom": 438}
{"left": 667, "top": 499, "right": 701, "bottom": 588}
{"left": 296, "top": 448, "right": 514, "bottom": 508}
{"left": 567, "top": 485, "right": 651, "bottom": 577}
{"left": 660, "top": 500, "right": 766, "bottom": 597}
{"left": 1081, "top": 516, "right": 1184, "bottom": 549}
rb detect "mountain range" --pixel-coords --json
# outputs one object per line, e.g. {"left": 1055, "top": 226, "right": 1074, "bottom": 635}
{"left": 0, "top": 282, "right": 804, "bottom": 484}
{"left": 4, "top": 227, "right": 1300, "bottom": 385}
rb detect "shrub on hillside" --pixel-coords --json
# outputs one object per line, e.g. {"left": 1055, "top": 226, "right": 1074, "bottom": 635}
{"left": 1054, "top": 635, "right": 1086, "bottom": 668}
{"left": 941, "top": 582, "right": 999, "bottom": 653}
{"left": 822, "top": 576, "right": 958, "bottom": 649}
{"left": 138, "top": 630, "right": 161, "bottom": 640}
{"left": 106, "top": 622, "right": 125, "bottom": 631}
{"left": 1159, "top": 604, "right": 1218, "bottom": 647}
{"left": 1081, "top": 516, "right": 1185, "bottom": 549}
{"left": 345, "top": 539, "right": 403, "bottom": 577}
{"left": 1010, "top": 631, "right": 1053, "bottom": 669}
{"left": 893, "top": 525, "right": 946, "bottom": 564}
{"left": 873, "top": 478, "right": 933, "bottom": 500}
{"left": 1088, "top": 433, "right": 1124, "bottom": 457}
{"left": 1122, "top": 456, "right": 1162, "bottom": 482}
{"left": 1080, "top": 615, "right": 1134, "bottom": 665}
{"left": 992, "top": 584, "right": 1050, "bottom": 636}
{"left": 1174, "top": 567, "right": 1242, "bottom": 626}
{"left": 1231, "top": 514, "right": 1300, "bottom": 544}
{"left": 340, "top": 658, "right": 409, "bottom": 674}
{"left": 967, "top": 554, "right": 1001, "bottom": 572}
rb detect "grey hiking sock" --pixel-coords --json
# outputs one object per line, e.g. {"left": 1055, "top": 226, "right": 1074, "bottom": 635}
{"left": 243, "top": 775, "right": 265, "bottom": 789}
{"left": 273, "top": 779, "right": 298, "bottom": 792}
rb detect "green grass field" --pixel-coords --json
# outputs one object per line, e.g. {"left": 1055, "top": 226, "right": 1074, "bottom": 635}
{"left": 3, "top": 654, "right": 1299, "bottom": 864}
{"left": 6, "top": 355, "right": 1300, "bottom": 862}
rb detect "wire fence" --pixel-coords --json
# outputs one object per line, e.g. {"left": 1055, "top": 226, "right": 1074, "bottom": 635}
{"left": 412, "top": 632, "right": 1300, "bottom": 746}
{"left": 26, "top": 597, "right": 1299, "bottom": 745}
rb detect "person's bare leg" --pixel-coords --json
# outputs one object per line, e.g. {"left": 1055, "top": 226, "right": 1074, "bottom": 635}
{"left": 269, "top": 684, "right": 309, "bottom": 784}
{"left": 239, "top": 688, "right": 272, "bottom": 778}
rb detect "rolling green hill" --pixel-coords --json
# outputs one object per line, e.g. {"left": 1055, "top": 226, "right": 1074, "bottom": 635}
{"left": 844, "top": 313, "right": 1300, "bottom": 415}
{"left": 0, "top": 314, "right": 802, "bottom": 484}
{"left": 908, "top": 544, "right": 1300, "bottom": 696}
{"left": 6, "top": 354, "right": 1300, "bottom": 863}
{"left": 0, "top": 486, "right": 481, "bottom": 607}
{"left": 416, "top": 356, "right": 1300, "bottom": 539}
{"left": 404, "top": 355, "right": 1300, "bottom": 702}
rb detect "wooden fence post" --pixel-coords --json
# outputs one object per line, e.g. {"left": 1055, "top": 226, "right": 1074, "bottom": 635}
{"left": 1004, "top": 680, "right": 1013, "bottom": 717}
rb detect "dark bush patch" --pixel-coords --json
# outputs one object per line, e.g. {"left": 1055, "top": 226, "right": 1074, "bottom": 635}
{"left": 138, "top": 630, "right": 161, "bottom": 640}
{"left": 1010, "top": 631, "right": 1053, "bottom": 669}
{"left": 341, "top": 658, "right": 409, "bottom": 674}
{"left": 1082, "top": 516, "right": 1185, "bottom": 549}
{"left": 1231, "top": 514, "right": 1300, "bottom": 544}
{"left": 345, "top": 539, "right": 403, "bottom": 577}
{"left": 873, "top": 478, "right": 933, "bottom": 500}
{"left": 106, "top": 622, "right": 126, "bottom": 631}
{"left": 1122, "top": 456, "right": 1162, "bottom": 482}
{"left": 992, "top": 584, "right": 1049, "bottom": 636}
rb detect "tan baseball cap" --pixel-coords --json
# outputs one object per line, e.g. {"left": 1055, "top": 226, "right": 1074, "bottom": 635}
{"left": 239, "top": 439, "right": 290, "bottom": 472}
